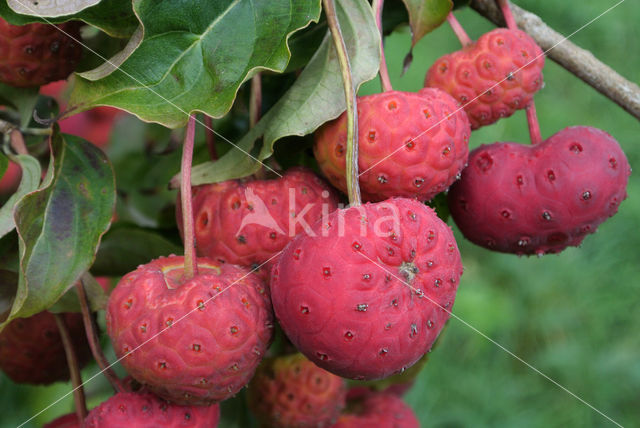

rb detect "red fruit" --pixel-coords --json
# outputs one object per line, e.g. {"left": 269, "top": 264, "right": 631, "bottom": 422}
{"left": 58, "top": 106, "right": 122, "bottom": 148}
{"left": 314, "top": 89, "right": 470, "bottom": 202}
{"left": 106, "top": 255, "right": 273, "bottom": 405}
{"left": 248, "top": 353, "right": 347, "bottom": 428}
{"left": 84, "top": 391, "right": 220, "bottom": 427}
{"left": 43, "top": 413, "right": 80, "bottom": 428}
{"left": 448, "top": 126, "right": 631, "bottom": 255}
{"left": 0, "top": 311, "right": 92, "bottom": 385}
{"left": 0, "top": 19, "right": 82, "bottom": 87}
{"left": 0, "top": 160, "right": 22, "bottom": 196}
{"left": 331, "top": 391, "right": 419, "bottom": 428}
{"left": 177, "top": 167, "right": 339, "bottom": 277}
{"left": 425, "top": 28, "right": 544, "bottom": 129}
{"left": 271, "top": 198, "right": 463, "bottom": 380}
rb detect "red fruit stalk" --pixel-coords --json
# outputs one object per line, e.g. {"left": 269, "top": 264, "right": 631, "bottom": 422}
{"left": 248, "top": 353, "right": 347, "bottom": 428}
{"left": 425, "top": 27, "right": 544, "bottom": 129}
{"left": 177, "top": 167, "right": 339, "bottom": 277}
{"left": 331, "top": 391, "right": 419, "bottom": 428}
{"left": 446, "top": 12, "right": 472, "bottom": 47}
{"left": 106, "top": 256, "right": 273, "bottom": 404}
{"left": 0, "top": 19, "right": 82, "bottom": 87}
{"left": 271, "top": 198, "right": 463, "bottom": 380}
{"left": 448, "top": 126, "right": 631, "bottom": 255}
{"left": 84, "top": 391, "right": 220, "bottom": 427}
{"left": 314, "top": 88, "right": 470, "bottom": 202}
{"left": 372, "top": 0, "right": 392, "bottom": 93}
{"left": 0, "top": 311, "right": 92, "bottom": 385}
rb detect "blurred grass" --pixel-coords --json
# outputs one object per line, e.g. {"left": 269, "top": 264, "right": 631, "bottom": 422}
{"left": 1, "top": 0, "right": 638, "bottom": 426}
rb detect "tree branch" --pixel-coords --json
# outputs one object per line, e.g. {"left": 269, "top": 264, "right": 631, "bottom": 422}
{"left": 470, "top": 0, "right": 640, "bottom": 121}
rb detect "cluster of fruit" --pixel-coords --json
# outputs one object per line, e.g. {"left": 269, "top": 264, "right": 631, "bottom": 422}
{"left": 0, "top": 1, "right": 632, "bottom": 426}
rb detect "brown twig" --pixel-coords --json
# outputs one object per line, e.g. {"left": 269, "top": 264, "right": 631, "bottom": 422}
{"left": 53, "top": 313, "right": 87, "bottom": 423}
{"left": 76, "top": 279, "right": 124, "bottom": 393}
{"left": 470, "top": 0, "right": 640, "bottom": 121}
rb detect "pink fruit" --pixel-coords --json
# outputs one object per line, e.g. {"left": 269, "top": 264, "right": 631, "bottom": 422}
{"left": 43, "top": 413, "right": 80, "bottom": 428}
{"left": 84, "top": 391, "right": 220, "bottom": 427}
{"left": 448, "top": 126, "right": 631, "bottom": 255}
{"left": 177, "top": 167, "right": 339, "bottom": 278}
{"left": 0, "top": 311, "right": 92, "bottom": 385}
{"left": 106, "top": 255, "right": 273, "bottom": 405}
{"left": 331, "top": 391, "right": 419, "bottom": 428}
{"left": 248, "top": 353, "right": 347, "bottom": 428}
{"left": 271, "top": 198, "right": 463, "bottom": 380}
{"left": 314, "top": 89, "right": 470, "bottom": 202}
{"left": 425, "top": 28, "right": 544, "bottom": 129}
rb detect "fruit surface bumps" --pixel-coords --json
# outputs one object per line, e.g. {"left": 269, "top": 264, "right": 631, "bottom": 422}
{"left": 0, "top": 311, "right": 92, "bottom": 385}
{"left": 177, "top": 167, "right": 339, "bottom": 277}
{"left": 448, "top": 126, "right": 631, "bottom": 255}
{"left": 84, "top": 392, "right": 220, "bottom": 427}
{"left": 330, "top": 391, "right": 419, "bottom": 428}
{"left": 425, "top": 28, "right": 544, "bottom": 129}
{"left": 106, "top": 255, "right": 274, "bottom": 405}
{"left": 0, "top": 19, "right": 82, "bottom": 87}
{"left": 314, "top": 89, "right": 470, "bottom": 202}
{"left": 248, "top": 353, "right": 347, "bottom": 428}
{"left": 271, "top": 198, "right": 463, "bottom": 380}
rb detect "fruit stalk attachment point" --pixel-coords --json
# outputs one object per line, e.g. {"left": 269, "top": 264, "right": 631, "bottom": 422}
{"left": 53, "top": 313, "right": 87, "bottom": 423}
{"left": 446, "top": 13, "right": 472, "bottom": 47}
{"left": 497, "top": 0, "right": 518, "bottom": 31}
{"left": 525, "top": 101, "right": 542, "bottom": 145}
{"left": 372, "top": 0, "right": 393, "bottom": 92}
{"left": 323, "top": 0, "right": 361, "bottom": 206}
{"left": 76, "top": 278, "right": 124, "bottom": 393}
{"left": 180, "top": 114, "right": 198, "bottom": 279}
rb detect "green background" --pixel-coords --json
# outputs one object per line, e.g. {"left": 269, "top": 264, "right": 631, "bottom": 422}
{"left": 1, "top": 0, "right": 639, "bottom": 426}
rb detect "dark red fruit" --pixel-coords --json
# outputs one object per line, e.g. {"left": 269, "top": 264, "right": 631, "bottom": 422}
{"left": 177, "top": 167, "right": 339, "bottom": 278}
{"left": 449, "top": 126, "right": 631, "bottom": 255}
{"left": 84, "top": 391, "right": 220, "bottom": 427}
{"left": 314, "top": 89, "right": 470, "bottom": 202}
{"left": 0, "top": 19, "right": 82, "bottom": 87}
{"left": 330, "top": 391, "right": 419, "bottom": 428}
{"left": 271, "top": 198, "right": 463, "bottom": 380}
{"left": 248, "top": 353, "right": 347, "bottom": 428}
{"left": 425, "top": 28, "right": 544, "bottom": 129}
{"left": 106, "top": 255, "right": 273, "bottom": 405}
{"left": 0, "top": 311, "right": 92, "bottom": 385}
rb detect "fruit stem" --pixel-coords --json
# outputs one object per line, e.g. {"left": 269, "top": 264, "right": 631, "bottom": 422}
{"left": 323, "top": 0, "right": 361, "bottom": 206}
{"left": 9, "top": 129, "right": 28, "bottom": 155}
{"left": 447, "top": 12, "right": 473, "bottom": 47}
{"left": 250, "top": 73, "right": 263, "bottom": 128}
{"left": 525, "top": 101, "right": 542, "bottom": 145}
{"left": 497, "top": 0, "right": 518, "bottom": 30}
{"left": 372, "top": 0, "right": 393, "bottom": 92}
{"left": 181, "top": 114, "right": 198, "bottom": 279}
{"left": 53, "top": 313, "right": 88, "bottom": 423}
{"left": 203, "top": 115, "right": 218, "bottom": 161}
{"left": 76, "top": 278, "right": 124, "bottom": 393}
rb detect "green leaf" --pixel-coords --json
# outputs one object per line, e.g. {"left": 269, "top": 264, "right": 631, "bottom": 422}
{"left": 68, "top": 0, "right": 323, "bottom": 128}
{"left": 91, "top": 225, "right": 182, "bottom": 277}
{"left": 401, "top": 0, "right": 453, "bottom": 47}
{"left": 48, "top": 273, "right": 108, "bottom": 313}
{"left": 0, "top": 83, "right": 39, "bottom": 127}
{"left": 184, "top": 0, "right": 381, "bottom": 186}
{"left": 2, "top": 130, "right": 115, "bottom": 329}
{"left": 0, "top": 154, "right": 41, "bottom": 239}
{"left": 0, "top": 153, "right": 7, "bottom": 179}
{"left": 0, "top": 0, "right": 138, "bottom": 38}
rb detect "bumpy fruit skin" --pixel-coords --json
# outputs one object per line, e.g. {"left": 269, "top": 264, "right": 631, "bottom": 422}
{"left": 84, "top": 392, "right": 220, "bottom": 428}
{"left": 314, "top": 89, "right": 470, "bottom": 203}
{"left": 106, "top": 255, "right": 274, "bottom": 405}
{"left": 448, "top": 126, "right": 631, "bottom": 255}
{"left": 0, "top": 311, "right": 92, "bottom": 385}
{"left": 43, "top": 413, "right": 80, "bottom": 428}
{"left": 248, "top": 353, "right": 347, "bottom": 428}
{"left": 425, "top": 28, "right": 544, "bottom": 129}
{"left": 271, "top": 198, "right": 463, "bottom": 380}
{"left": 331, "top": 391, "right": 419, "bottom": 428}
{"left": 0, "top": 19, "right": 82, "bottom": 87}
{"left": 177, "top": 167, "right": 339, "bottom": 277}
